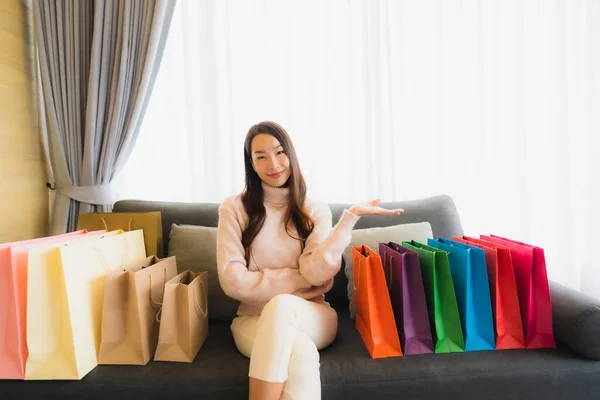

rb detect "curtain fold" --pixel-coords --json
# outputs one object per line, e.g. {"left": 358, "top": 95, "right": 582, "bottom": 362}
{"left": 33, "top": 0, "right": 175, "bottom": 233}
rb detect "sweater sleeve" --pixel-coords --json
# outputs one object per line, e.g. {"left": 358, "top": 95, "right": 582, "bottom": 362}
{"left": 298, "top": 202, "right": 360, "bottom": 286}
{"left": 216, "top": 197, "right": 312, "bottom": 305}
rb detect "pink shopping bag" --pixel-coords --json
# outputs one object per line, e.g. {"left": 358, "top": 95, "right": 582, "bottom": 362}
{"left": 480, "top": 235, "right": 555, "bottom": 349}
{"left": 0, "top": 230, "right": 106, "bottom": 379}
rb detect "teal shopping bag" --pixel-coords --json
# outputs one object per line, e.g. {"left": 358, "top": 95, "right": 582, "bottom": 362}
{"left": 428, "top": 238, "right": 495, "bottom": 351}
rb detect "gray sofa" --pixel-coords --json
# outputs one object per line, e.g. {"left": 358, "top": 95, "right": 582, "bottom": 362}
{"left": 2, "top": 194, "right": 600, "bottom": 399}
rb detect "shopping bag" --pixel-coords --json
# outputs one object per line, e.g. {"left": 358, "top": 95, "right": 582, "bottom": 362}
{"left": 0, "top": 230, "right": 96, "bottom": 379}
{"left": 452, "top": 236, "right": 525, "bottom": 349}
{"left": 78, "top": 211, "right": 163, "bottom": 257}
{"left": 480, "top": 235, "right": 555, "bottom": 348}
{"left": 98, "top": 256, "right": 178, "bottom": 365}
{"left": 353, "top": 245, "right": 403, "bottom": 359}
{"left": 401, "top": 240, "right": 464, "bottom": 353}
{"left": 155, "top": 270, "right": 209, "bottom": 362}
{"left": 427, "top": 238, "right": 495, "bottom": 351}
{"left": 25, "top": 230, "right": 146, "bottom": 380}
{"left": 379, "top": 242, "right": 433, "bottom": 355}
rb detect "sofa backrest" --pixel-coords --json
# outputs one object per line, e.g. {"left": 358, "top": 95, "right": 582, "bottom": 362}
{"left": 113, "top": 194, "right": 463, "bottom": 313}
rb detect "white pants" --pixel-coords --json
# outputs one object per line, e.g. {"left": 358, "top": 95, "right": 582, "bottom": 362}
{"left": 231, "top": 294, "right": 338, "bottom": 400}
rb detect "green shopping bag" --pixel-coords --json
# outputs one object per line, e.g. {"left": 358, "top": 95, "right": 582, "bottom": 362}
{"left": 402, "top": 240, "right": 464, "bottom": 353}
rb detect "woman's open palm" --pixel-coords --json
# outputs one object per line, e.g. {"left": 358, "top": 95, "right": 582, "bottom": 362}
{"left": 349, "top": 199, "right": 404, "bottom": 217}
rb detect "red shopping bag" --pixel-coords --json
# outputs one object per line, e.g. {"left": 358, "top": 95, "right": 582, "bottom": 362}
{"left": 480, "top": 235, "right": 555, "bottom": 349}
{"left": 353, "top": 245, "right": 403, "bottom": 359}
{"left": 453, "top": 236, "right": 525, "bottom": 349}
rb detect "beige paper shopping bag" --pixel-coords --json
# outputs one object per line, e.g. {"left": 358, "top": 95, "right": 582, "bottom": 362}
{"left": 154, "top": 271, "right": 209, "bottom": 362}
{"left": 98, "top": 256, "right": 177, "bottom": 365}
{"left": 25, "top": 230, "right": 146, "bottom": 380}
{"left": 78, "top": 211, "right": 163, "bottom": 257}
{"left": 24, "top": 230, "right": 121, "bottom": 380}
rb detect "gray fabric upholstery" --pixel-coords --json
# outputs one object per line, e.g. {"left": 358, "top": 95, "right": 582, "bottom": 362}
{"left": 330, "top": 195, "right": 464, "bottom": 238}
{"left": 550, "top": 281, "right": 600, "bottom": 360}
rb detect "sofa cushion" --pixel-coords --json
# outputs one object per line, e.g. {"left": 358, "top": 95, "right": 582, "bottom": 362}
{"left": 168, "top": 224, "right": 240, "bottom": 321}
{"left": 343, "top": 222, "right": 433, "bottom": 319}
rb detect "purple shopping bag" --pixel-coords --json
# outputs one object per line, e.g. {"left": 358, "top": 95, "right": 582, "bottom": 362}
{"left": 379, "top": 242, "right": 434, "bottom": 355}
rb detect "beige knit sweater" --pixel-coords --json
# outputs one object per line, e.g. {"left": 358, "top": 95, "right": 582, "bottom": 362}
{"left": 216, "top": 182, "right": 359, "bottom": 316}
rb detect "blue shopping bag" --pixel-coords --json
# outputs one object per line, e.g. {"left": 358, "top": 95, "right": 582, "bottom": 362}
{"left": 427, "top": 238, "right": 495, "bottom": 351}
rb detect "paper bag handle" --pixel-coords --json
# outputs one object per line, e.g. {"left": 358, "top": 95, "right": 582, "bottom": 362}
{"left": 93, "top": 239, "right": 130, "bottom": 272}
{"left": 149, "top": 271, "right": 169, "bottom": 322}
{"left": 192, "top": 281, "right": 208, "bottom": 319}
{"left": 101, "top": 217, "right": 133, "bottom": 232}
{"left": 353, "top": 255, "right": 361, "bottom": 291}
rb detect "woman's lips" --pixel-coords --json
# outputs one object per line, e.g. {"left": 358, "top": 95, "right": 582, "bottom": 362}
{"left": 268, "top": 171, "right": 284, "bottom": 179}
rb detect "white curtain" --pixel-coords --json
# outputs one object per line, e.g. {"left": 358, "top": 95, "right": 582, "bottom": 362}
{"left": 119, "top": 0, "right": 600, "bottom": 299}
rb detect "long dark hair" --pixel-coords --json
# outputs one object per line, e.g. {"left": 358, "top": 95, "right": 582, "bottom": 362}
{"left": 241, "top": 121, "right": 314, "bottom": 265}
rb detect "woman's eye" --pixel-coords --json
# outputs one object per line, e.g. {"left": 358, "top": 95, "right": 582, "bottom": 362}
{"left": 257, "top": 156, "right": 265, "bottom": 160}
{"left": 277, "top": 150, "right": 285, "bottom": 155}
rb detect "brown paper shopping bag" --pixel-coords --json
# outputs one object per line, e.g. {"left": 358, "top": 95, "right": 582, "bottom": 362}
{"left": 154, "top": 271, "right": 208, "bottom": 362}
{"left": 78, "top": 212, "right": 163, "bottom": 257}
{"left": 98, "top": 256, "right": 178, "bottom": 365}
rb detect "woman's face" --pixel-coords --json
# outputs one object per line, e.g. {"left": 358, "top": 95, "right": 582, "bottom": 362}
{"left": 250, "top": 133, "right": 292, "bottom": 188}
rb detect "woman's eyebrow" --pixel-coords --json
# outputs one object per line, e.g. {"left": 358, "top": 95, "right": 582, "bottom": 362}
{"left": 253, "top": 145, "right": 282, "bottom": 154}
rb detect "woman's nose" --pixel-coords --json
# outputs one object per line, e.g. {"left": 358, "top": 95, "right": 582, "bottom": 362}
{"left": 268, "top": 157, "right": 279, "bottom": 170}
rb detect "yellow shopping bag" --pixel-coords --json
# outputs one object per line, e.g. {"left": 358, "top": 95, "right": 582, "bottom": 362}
{"left": 78, "top": 212, "right": 163, "bottom": 257}
{"left": 25, "top": 230, "right": 146, "bottom": 380}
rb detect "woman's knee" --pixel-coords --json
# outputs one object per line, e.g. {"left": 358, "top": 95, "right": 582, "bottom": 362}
{"left": 262, "top": 293, "right": 302, "bottom": 319}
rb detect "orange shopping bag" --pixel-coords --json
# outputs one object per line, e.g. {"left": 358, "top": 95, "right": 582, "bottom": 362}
{"left": 353, "top": 245, "right": 403, "bottom": 359}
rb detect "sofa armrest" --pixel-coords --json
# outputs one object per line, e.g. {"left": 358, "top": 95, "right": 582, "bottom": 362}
{"left": 550, "top": 281, "right": 600, "bottom": 360}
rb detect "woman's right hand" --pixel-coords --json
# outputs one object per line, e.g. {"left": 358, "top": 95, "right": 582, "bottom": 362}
{"left": 349, "top": 198, "right": 404, "bottom": 217}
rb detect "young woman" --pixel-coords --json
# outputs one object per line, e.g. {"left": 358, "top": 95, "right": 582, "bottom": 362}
{"left": 216, "top": 121, "right": 403, "bottom": 400}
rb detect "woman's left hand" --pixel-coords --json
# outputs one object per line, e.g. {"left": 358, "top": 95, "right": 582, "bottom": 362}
{"left": 348, "top": 199, "right": 404, "bottom": 217}
{"left": 292, "top": 278, "right": 334, "bottom": 299}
